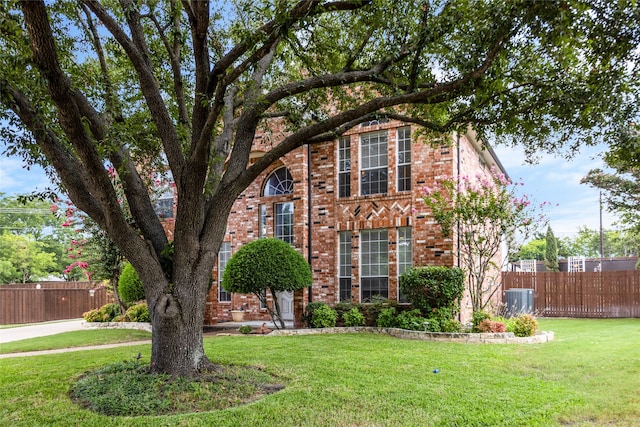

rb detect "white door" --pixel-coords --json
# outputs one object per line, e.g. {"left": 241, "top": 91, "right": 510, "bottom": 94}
{"left": 277, "top": 291, "right": 294, "bottom": 321}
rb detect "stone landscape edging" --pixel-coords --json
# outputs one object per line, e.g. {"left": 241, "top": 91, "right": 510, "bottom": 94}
{"left": 82, "top": 321, "right": 152, "bottom": 333}
{"left": 83, "top": 322, "right": 553, "bottom": 344}
{"left": 269, "top": 326, "right": 554, "bottom": 344}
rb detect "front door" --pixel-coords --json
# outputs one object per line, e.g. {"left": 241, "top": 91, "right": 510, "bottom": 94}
{"left": 277, "top": 291, "right": 294, "bottom": 321}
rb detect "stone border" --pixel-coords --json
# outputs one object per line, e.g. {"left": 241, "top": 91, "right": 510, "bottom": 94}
{"left": 269, "top": 326, "right": 554, "bottom": 344}
{"left": 82, "top": 321, "right": 152, "bottom": 333}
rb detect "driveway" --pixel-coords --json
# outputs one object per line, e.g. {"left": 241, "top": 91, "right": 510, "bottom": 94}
{"left": 0, "top": 319, "right": 85, "bottom": 344}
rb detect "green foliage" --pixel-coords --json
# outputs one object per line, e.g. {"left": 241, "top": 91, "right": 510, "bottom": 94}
{"left": 69, "top": 360, "right": 281, "bottom": 416}
{"left": 83, "top": 308, "right": 106, "bottom": 323}
{"left": 582, "top": 123, "right": 640, "bottom": 232}
{"left": 376, "top": 307, "right": 397, "bottom": 328}
{"left": 342, "top": 307, "right": 366, "bottom": 327}
{"left": 303, "top": 302, "right": 329, "bottom": 328}
{"left": 545, "top": 225, "right": 559, "bottom": 272}
{"left": 238, "top": 325, "right": 252, "bottom": 334}
{"left": 395, "top": 309, "right": 427, "bottom": 331}
{"left": 83, "top": 303, "right": 124, "bottom": 322}
{"left": 423, "top": 169, "right": 546, "bottom": 312}
{"left": 118, "top": 262, "right": 145, "bottom": 304}
{"left": 399, "top": 266, "right": 465, "bottom": 314}
{"left": 508, "top": 314, "right": 539, "bottom": 337}
{"left": 125, "top": 302, "right": 150, "bottom": 323}
{"left": 472, "top": 310, "right": 492, "bottom": 332}
{"left": 310, "top": 304, "right": 337, "bottom": 328}
{"left": 425, "top": 307, "right": 462, "bottom": 333}
{"left": 0, "top": 233, "right": 56, "bottom": 283}
{"left": 222, "top": 238, "right": 312, "bottom": 295}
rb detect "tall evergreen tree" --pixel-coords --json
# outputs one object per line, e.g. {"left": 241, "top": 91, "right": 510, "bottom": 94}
{"left": 545, "top": 225, "right": 559, "bottom": 272}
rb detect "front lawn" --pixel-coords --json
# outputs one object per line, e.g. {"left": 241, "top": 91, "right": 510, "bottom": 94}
{"left": 1, "top": 318, "right": 638, "bottom": 426}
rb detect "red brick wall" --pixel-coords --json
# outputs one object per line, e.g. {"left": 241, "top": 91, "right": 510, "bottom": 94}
{"left": 162, "top": 120, "right": 504, "bottom": 325}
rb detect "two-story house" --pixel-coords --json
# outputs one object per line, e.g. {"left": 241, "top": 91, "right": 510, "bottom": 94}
{"left": 202, "top": 118, "right": 507, "bottom": 326}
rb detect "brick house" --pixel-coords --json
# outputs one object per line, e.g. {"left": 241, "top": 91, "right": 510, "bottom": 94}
{"left": 180, "top": 117, "right": 509, "bottom": 327}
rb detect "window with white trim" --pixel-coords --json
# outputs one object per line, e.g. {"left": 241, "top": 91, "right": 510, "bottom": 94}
{"left": 360, "top": 131, "right": 388, "bottom": 196}
{"left": 397, "top": 227, "right": 412, "bottom": 303}
{"left": 218, "top": 242, "right": 231, "bottom": 302}
{"left": 275, "top": 202, "right": 294, "bottom": 244}
{"left": 338, "top": 231, "right": 352, "bottom": 302}
{"left": 263, "top": 167, "right": 294, "bottom": 196}
{"left": 360, "top": 229, "right": 389, "bottom": 301}
{"left": 338, "top": 136, "right": 351, "bottom": 198}
{"left": 259, "top": 204, "right": 267, "bottom": 238}
{"left": 397, "top": 127, "right": 411, "bottom": 192}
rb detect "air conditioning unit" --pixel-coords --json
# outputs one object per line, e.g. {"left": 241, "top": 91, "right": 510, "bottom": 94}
{"left": 504, "top": 289, "right": 534, "bottom": 317}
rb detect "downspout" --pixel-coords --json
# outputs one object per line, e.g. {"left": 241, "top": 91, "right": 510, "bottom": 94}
{"left": 457, "top": 133, "right": 462, "bottom": 321}
{"left": 456, "top": 133, "right": 461, "bottom": 270}
{"left": 307, "top": 143, "right": 313, "bottom": 303}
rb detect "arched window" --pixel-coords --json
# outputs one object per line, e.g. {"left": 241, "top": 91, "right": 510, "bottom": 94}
{"left": 263, "top": 167, "right": 294, "bottom": 196}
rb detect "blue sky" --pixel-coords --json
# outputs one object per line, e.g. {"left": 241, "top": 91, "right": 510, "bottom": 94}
{"left": 1, "top": 141, "right": 618, "bottom": 239}
{"left": 492, "top": 143, "right": 617, "bottom": 238}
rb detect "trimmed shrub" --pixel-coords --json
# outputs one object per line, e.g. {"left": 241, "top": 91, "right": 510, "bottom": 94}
{"left": 395, "top": 309, "right": 426, "bottom": 331}
{"left": 83, "top": 308, "right": 105, "bottom": 322}
{"left": 399, "top": 266, "right": 465, "bottom": 315}
{"left": 363, "top": 299, "right": 398, "bottom": 326}
{"left": 440, "top": 318, "right": 463, "bottom": 332}
{"left": 222, "top": 238, "right": 312, "bottom": 295}
{"left": 125, "top": 302, "right": 150, "bottom": 322}
{"left": 100, "top": 303, "right": 122, "bottom": 320}
{"left": 477, "top": 319, "right": 506, "bottom": 333}
{"left": 238, "top": 325, "right": 252, "bottom": 334}
{"left": 472, "top": 310, "right": 492, "bottom": 332}
{"left": 376, "top": 307, "right": 397, "bottom": 328}
{"left": 508, "top": 314, "right": 539, "bottom": 337}
{"left": 310, "top": 304, "right": 337, "bottom": 328}
{"left": 342, "top": 307, "right": 366, "bottom": 327}
{"left": 118, "top": 262, "right": 145, "bottom": 304}
{"left": 83, "top": 303, "right": 122, "bottom": 322}
{"left": 303, "top": 302, "right": 329, "bottom": 328}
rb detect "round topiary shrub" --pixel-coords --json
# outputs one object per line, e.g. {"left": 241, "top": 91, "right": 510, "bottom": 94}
{"left": 508, "top": 313, "right": 538, "bottom": 337}
{"left": 342, "top": 307, "right": 366, "bottom": 327}
{"left": 310, "top": 304, "right": 337, "bottom": 328}
{"left": 222, "top": 238, "right": 313, "bottom": 327}
{"left": 118, "top": 262, "right": 145, "bottom": 304}
{"left": 125, "top": 302, "right": 150, "bottom": 322}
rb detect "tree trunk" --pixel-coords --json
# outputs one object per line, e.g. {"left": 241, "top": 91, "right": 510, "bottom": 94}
{"left": 148, "top": 288, "right": 214, "bottom": 376}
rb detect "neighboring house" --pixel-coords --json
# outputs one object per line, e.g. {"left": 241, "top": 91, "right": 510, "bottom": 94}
{"left": 192, "top": 118, "right": 508, "bottom": 326}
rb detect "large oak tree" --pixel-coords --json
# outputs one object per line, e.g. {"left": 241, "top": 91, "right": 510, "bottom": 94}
{"left": 1, "top": 0, "right": 638, "bottom": 375}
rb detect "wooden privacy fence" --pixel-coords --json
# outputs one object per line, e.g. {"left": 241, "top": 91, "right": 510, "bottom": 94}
{"left": 502, "top": 271, "right": 640, "bottom": 318}
{"left": 0, "top": 282, "right": 113, "bottom": 324}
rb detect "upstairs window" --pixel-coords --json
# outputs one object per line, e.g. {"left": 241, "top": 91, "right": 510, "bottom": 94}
{"left": 397, "top": 127, "right": 411, "bottom": 192}
{"left": 263, "top": 167, "right": 294, "bottom": 196}
{"left": 360, "top": 131, "right": 388, "bottom": 196}
{"left": 338, "top": 136, "right": 351, "bottom": 198}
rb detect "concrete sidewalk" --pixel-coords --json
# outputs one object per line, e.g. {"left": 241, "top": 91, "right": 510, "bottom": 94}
{"left": 0, "top": 319, "right": 85, "bottom": 344}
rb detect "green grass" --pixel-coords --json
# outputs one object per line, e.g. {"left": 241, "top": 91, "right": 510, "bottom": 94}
{"left": 1, "top": 318, "right": 639, "bottom": 426}
{"left": 0, "top": 329, "right": 151, "bottom": 354}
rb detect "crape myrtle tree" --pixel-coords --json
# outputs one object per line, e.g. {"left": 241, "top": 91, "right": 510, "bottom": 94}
{"left": 422, "top": 169, "right": 546, "bottom": 312}
{"left": 0, "top": 1, "right": 638, "bottom": 375}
